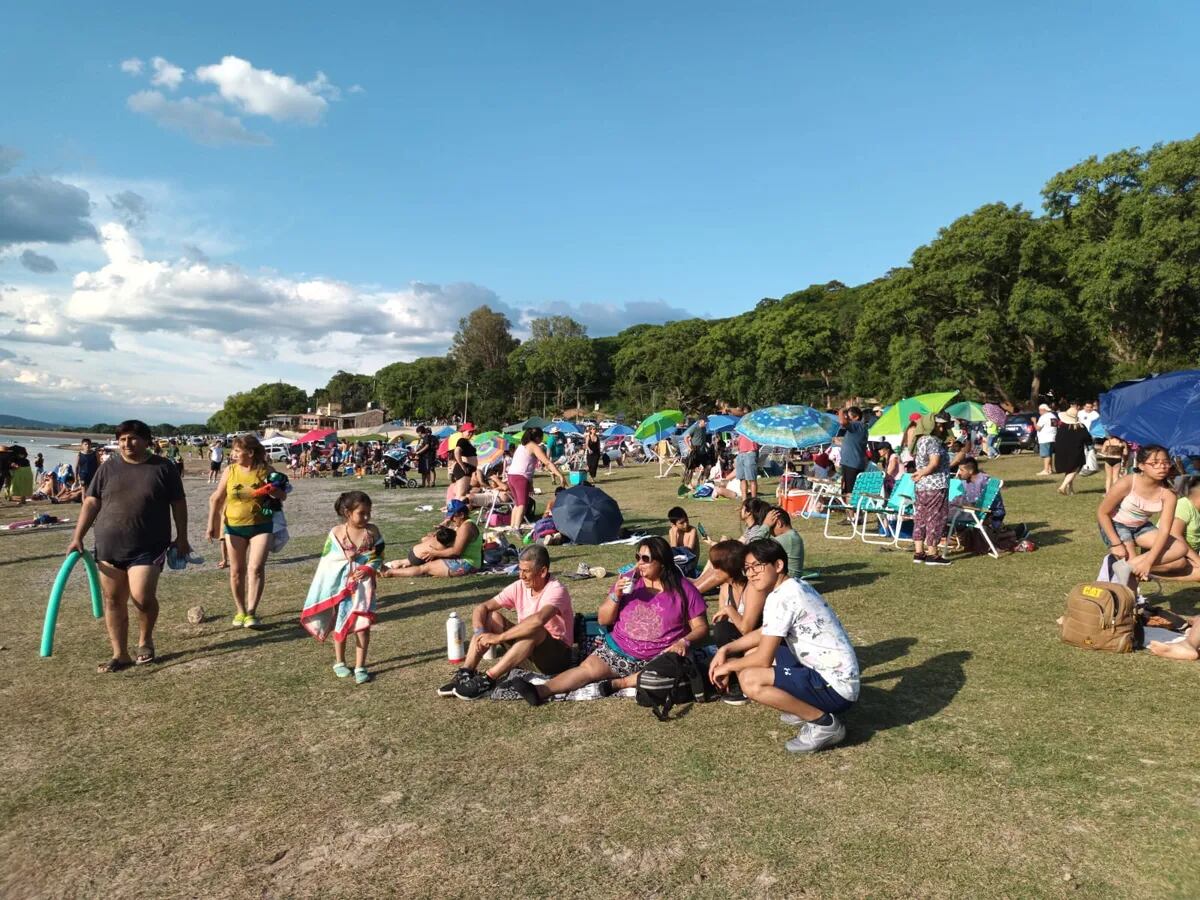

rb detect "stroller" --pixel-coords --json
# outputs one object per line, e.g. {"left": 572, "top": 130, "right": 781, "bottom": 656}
{"left": 382, "top": 449, "right": 418, "bottom": 489}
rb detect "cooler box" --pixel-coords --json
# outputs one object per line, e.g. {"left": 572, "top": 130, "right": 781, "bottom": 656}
{"left": 781, "top": 490, "right": 812, "bottom": 516}
{"left": 567, "top": 471, "right": 586, "bottom": 486}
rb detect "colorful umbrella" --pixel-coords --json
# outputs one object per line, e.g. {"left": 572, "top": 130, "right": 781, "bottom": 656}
{"left": 633, "top": 410, "right": 684, "bottom": 442}
{"left": 983, "top": 403, "right": 1008, "bottom": 427}
{"left": 474, "top": 435, "right": 510, "bottom": 469}
{"left": 868, "top": 391, "right": 960, "bottom": 437}
{"left": 471, "top": 431, "right": 503, "bottom": 446}
{"left": 944, "top": 401, "right": 987, "bottom": 422}
{"left": 432, "top": 425, "right": 456, "bottom": 439}
{"left": 735, "top": 405, "right": 839, "bottom": 449}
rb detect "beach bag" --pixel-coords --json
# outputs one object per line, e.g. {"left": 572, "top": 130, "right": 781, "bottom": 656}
{"left": 635, "top": 650, "right": 713, "bottom": 721}
{"left": 1059, "top": 581, "right": 1139, "bottom": 653}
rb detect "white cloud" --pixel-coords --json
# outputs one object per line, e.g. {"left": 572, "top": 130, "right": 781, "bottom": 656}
{"left": 0, "top": 286, "right": 116, "bottom": 351}
{"left": 120, "top": 57, "right": 144, "bottom": 75}
{"left": 12, "top": 368, "right": 83, "bottom": 391}
{"left": 127, "top": 90, "right": 271, "bottom": 147}
{"left": 194, "top": 56, "right": 335, "bottom": 123}
{"left": 150, "top": 56, "right": 185, "bottom": 90}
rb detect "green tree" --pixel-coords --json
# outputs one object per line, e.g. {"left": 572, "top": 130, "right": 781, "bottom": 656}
{"left": 314, "top": 371, "right": 374, "bottom": 412}
{"left": 375, "top": 357, "right": 459, "bottom": 421}
{"left": 509, "top": 316, "right": 596, "bottom": 412}
{"left": 208, "top": 381, "right": 310, "bottom": 432}
{"left": 449, "top": 306, "right": 518, "bottom": 426}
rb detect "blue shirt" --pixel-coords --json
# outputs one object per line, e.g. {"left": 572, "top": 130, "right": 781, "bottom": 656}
{"left": 839, "top": 421, "right": 868, "bottom": 470}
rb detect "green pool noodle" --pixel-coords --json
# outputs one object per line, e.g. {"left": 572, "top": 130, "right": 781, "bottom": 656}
{"left": 40, "top": 549, "right": 103, "bottom": 658}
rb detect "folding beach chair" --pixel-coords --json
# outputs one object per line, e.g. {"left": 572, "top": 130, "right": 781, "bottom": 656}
{"left": 948, "top": 477, "right": 1005, "bottom": 558}
{"left": 824, "top": 470, "right": 886, "bottom": 540}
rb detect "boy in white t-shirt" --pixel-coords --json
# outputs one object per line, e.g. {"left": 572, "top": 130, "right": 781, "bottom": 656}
{"left": 1035, "top": 404, "right": 1058, "bottom": 475}
{"left": 709, "top": 538, "right": 860, "bottom": 753}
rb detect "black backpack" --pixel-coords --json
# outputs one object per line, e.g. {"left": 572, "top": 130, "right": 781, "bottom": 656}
{"left": 635, "top": 650, "right": 714, "bottom": 721}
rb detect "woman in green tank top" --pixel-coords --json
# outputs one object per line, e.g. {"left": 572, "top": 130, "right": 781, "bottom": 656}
{"left": 382, "top": 499, "right": 482, "bottom": 577}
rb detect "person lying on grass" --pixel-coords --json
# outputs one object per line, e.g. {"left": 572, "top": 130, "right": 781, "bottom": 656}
{"left": 1097, "top": 445, "right": 1200, "bottom": 582}
{"left": 438, "top": 545, "right": 576, "bottom": 700}
{"left": 709, "top": 539, "right": 859, "bottom": 754}
{"left": 510, "top": 535, "right": 708, "bottom": 705}
{"left": 382, "top": 499, "right": 482, "bottom": 577}
{"left": 1149, "top": 616, "right": 1200, "bottom": 661}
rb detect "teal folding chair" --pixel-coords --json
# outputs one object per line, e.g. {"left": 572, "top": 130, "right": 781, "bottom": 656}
{"left": 824, "top": 470, "right": 886, "bottom": 540}
{"left": 862, "top": 473, "right": 916, "bottom": 546}
{"left": 948, "top": 477, "right": 1005, "bottom": 558}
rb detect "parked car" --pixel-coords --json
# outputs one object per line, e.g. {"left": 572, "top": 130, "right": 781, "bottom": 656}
{"left": 266, "top": 445, "right": 291, "bottom": 462}
{"left": 996, "top": 412, "right": 1038, "bottom": 454}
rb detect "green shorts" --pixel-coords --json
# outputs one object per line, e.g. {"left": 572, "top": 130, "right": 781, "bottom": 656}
{"left": 224, "top": 521, "right": 273, "bottom": 539}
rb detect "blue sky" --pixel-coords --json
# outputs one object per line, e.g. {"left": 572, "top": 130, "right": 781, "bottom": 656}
{"left": 2, "top": 1, "right": 1198, "bottom": 423}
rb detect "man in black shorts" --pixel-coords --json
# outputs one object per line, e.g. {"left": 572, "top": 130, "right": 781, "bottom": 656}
{"left": 68, "top": 420, "right": 190, "bottom": 672}
{"left": 438, "top": 545, "right": 576, "bottom": 700}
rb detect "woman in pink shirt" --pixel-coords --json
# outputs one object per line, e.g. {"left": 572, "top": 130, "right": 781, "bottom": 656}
{"left": 507, "top": 428, "right": 565, "bottom": 533}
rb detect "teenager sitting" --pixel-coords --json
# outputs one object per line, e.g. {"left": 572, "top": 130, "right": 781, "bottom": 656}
{"left": 705, "top": 540, "right": 768, "bottom": 705}
{"left": 510, "top": 536, "right": 708, "bottom": 705}
{"left": 709, "top": 539, "right": 860, "bottom": 753}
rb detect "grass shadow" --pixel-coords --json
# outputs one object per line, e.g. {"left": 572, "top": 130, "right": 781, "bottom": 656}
{"left": 0, "top": 552, "right": 63, "bottom": 567}
{"left": 844, "top": 649, "right": 972, "bottom": 746}
{"left": 856, "top": 636, "right": 918, "bottom": 671}
{"left": 146, "top": 620, "right": 310, "bottom": 671}
{"left": 371, "top": 648, "right": 445, "bottom": 676}
{"left": 816, "top": 570, "right": 883, "bottom": 593}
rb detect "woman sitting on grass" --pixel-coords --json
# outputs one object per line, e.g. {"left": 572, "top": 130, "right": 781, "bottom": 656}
{"left": 704, "top": 540, "right": 768, "bottom": 705}
{"left": 1097, "top": 445, "right": 1200, "bottom": 582}
{"left": 382, "top": 499, "right": 482, "bottom": 577}
{"left": 510, "top": 536, "right": 709, "bottom": 705}
{"left": 1143, "top": 476, "right": 1200, "bottom": 583}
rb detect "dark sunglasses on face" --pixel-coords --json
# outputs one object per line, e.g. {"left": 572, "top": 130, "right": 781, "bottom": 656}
{"left": 635, "top": 553, "right": 653, "bottom": 563}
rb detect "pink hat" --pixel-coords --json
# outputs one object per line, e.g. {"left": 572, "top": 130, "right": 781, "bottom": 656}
{"left": 460, "top": 422, "right": 475, "bottom": 434}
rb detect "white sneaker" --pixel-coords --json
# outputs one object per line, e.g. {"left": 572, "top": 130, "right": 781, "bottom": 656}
{"left": 785, "top": 716, "right": 846, "bottom": 754}
{"left": 779, "top": 712, "right": 805, "bottom": 726}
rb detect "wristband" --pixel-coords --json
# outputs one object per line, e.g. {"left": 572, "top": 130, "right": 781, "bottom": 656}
{"left": 473, "top": 627, "right": 484, "bottom": 635}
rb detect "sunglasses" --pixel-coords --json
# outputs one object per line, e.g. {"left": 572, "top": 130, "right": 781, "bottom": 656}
{"left": 634, "top": 553, "right": 654, "bottom": 563}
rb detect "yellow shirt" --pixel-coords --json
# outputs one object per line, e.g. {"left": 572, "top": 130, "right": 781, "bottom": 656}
{"left": 224, "top": 464, "right": 269, "bottom": 527}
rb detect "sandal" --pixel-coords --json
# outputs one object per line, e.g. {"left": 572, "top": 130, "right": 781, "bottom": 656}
{"left": 97, "top": 658, "right": 134, "bottom": 674}
{"left": 332, "top": 662, "right": 352, "bottom": 678}
{"left": 135, "top": 644, "right": 156, "bottom": 665}
{"left": 354, "top": 667, "right": 371, "bottom": 685}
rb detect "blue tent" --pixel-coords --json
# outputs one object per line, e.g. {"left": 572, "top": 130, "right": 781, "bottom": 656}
{"left": 603, "top": 424, "right": 634, "bottom": 437}
{"left": 1099, "top": 370, "right": 1200, "bottom": 455}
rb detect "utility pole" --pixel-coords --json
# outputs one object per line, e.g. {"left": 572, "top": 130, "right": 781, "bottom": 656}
{"left": 463, "top": 382, "right": 470, "bottom": 422}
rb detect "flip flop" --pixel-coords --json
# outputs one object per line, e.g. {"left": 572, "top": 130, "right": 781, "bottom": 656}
{"left": 135, "top": 644, "right": 156, "bottom": 665}
{"left": 97, "top": 658, "right": 134, "bottom": 674}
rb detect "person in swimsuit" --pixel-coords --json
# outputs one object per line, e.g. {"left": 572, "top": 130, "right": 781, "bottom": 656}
{"left": 382, "top": 499, "right": 482, "bottom": 577}
{"left": 449, "top": 423, "right": 478, "bottom": 501}
{"left": 67, "top": 420, "right": 189, "bottom": 672}
{"left": 207, "top": 434, "right": 287, "bottom": 628}
{"left": 1097, "top": 444, "right": 1200, "bottom": 582}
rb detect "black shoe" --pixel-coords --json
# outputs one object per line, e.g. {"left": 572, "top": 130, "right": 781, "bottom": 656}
{"left": 437, "top": 668, "right": 472, "bottom": 697}
{"left": 722, "top": 690, "right": 750, "bottom": 706}
{"left": 508, "top": 677, "right": 545, "bottom": 707}
{"left": 453, "top": 672, "right": 495, "bottom": 700}
{"left": 924, "top": 556, "right": 952, "bottom": 567}
{"left": 1013, "top": 523, "right": 1029, "bottom": 542}
{"left": 911, "top": 553, "right": 928, "bottom": 564}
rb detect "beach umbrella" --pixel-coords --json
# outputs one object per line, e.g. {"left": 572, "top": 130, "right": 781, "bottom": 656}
{"left": 1100, "top": 370, "right": 1200, "bottom": 456}
{"left": 546, "top": 421, "right": 581, "bottom": 434}
{"left": 706, "top": 414, "right": 741, "bottom": 433}
{"left": 471, "top": 430, "right": 503, "bottom": 446}
{"left": 735, "top": 405, "right": 839, "bottom": 449}
{"left": 633, "top": 410, "right": 685, "bottom": 442}
{"left": 944, "top": 401, "right": 988, "bottom": 422}
{"left": 551, "top": 484, "right": 624, "bottom": 545}
{"left": 1089, "top": 418, "right": 1108, "bottom": 440}
{"left": 503, "top": 416, "right": 552, "bottom": 434}
{"left": 474, "top": 435, "right": 510, "bottom": 469}
{"left": 602, "top": 424, "right": 634, "bottom": 437}
{"left": 432, "top": 425, "right": 456, "bottom": 439}
{"left": 868, "top": 391, "right": 959, "bottom": 437}
{"left": 983, "top": 403, "right": 1008, "bottom": 427}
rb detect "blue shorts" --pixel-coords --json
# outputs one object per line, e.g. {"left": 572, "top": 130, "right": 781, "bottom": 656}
{"left": 1099, "top": 520, "right": 1157, "bottom": 547}
{"left": 1038, "top": 442, "right": 1054, "bottom": 458}
{"left": 735, "top": 451, "right": 758, "bottom": 481}
{"left": 773, "top": 643, "right": 853, "bottom": 714}
{"left": 444, "top": 558, "right": 478, "bottom": 577}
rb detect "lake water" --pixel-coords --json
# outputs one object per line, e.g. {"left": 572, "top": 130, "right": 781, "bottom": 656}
{"left": 0, "top": 434, "right": 92, "bottom": 472}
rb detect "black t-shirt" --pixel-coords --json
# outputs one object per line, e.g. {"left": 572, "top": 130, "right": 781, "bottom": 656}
{"left": 456, "top": 437, "right": 477, "bottom": 461}
{"left": 77, "top": 450, "right": 99, "bottom": 483}
{"left": 87, "top": 455, "right": 185, "bottom": 562}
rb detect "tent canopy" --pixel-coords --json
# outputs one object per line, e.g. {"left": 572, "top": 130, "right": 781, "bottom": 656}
{"left": 294, "top": 428, "right": 337, "bottom": 444}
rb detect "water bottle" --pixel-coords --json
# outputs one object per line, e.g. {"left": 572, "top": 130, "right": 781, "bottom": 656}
{"left": 446, "top": 612, "right": 466, "bottom": 664}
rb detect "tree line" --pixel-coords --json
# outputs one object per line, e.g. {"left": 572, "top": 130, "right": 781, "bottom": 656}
{"left": 208, "top": 134, "right": 1200, "bottom": 432}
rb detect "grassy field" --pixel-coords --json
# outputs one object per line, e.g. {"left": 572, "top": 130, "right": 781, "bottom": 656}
{"left": 1, "top": 455, "right": 1197, "bottom": 898}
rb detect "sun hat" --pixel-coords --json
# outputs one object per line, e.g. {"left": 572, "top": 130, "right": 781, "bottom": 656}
{"left": 1058, "top": 410, "right": 1079, "bottom": 425}
{"left": 446, "top": 499, "right": 469, "bottom": 517}
{"left": 1038, "top": 403, "right": 1050, "bottom": 412}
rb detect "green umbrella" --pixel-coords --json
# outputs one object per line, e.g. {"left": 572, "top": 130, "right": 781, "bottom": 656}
{"left": 633, "top": 409, "right": 685, "bottom": 442}
{"left": 471, "top": 430, "right": 503, "bottom": 446}
{"left": 503, "top": 416, "right": 552, "bottom": 434}
{"left": 944, "top": 400, "right": 988, "bottom": 422}
{"left": 868, "top": 391, "right": 959, "bottom": 437}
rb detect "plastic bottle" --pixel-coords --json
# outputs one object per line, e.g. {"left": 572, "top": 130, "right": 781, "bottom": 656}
{"left": 446, "top": 612, "right": 466, "bottom": 664}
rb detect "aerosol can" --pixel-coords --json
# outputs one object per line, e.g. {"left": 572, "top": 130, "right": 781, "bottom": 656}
{"left": 446, "top": 612, "right": 466, "bottom": 665}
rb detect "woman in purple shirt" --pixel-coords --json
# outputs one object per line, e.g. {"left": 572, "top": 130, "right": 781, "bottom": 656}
{"left": 512, "top": 535, "right": 709, "bottom": 704}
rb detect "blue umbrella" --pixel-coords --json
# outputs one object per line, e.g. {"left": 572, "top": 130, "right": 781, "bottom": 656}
{"left": 432, "top": 425, "right": 456, "bottom": 439}
{"left": 550, "top": 485, "right": 624, "bottom": 545}
{"left": 602, "top": 423, "right": 634, "bottom": 437}
{"left": 1100, "top": 370, "right": 1200, "bottom": 456}
{"left": 735, "top": 405, "right": 839, "bottom": 449}
{"left": 546, "top": 421, "right": 581, "bottom": 434}
{"left": 706, "top": 414, "right": 741, "bottom": 434}
{"left": 1088, "top": 418, "right": 1107, "bottom": 439}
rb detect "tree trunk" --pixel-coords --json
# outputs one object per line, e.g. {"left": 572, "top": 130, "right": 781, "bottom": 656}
{"left": 1028, "top": 371, "right": 1042, "bottom": 408}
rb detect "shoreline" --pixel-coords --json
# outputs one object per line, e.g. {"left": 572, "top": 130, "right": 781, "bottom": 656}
{"left": 0, "top": 428, "right": 115, "bottom": 443}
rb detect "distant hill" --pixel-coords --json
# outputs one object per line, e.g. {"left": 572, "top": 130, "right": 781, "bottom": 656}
{"left": 0, "top": 414, "right": 69, "bottom": 431}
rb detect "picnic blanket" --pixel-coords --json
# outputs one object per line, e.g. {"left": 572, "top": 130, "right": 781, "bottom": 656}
{"left": 486, "top": 669, "right": 635, "bottom": 701}
{"left": 300, "top": 528, "right": 383, "bottom": 641}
